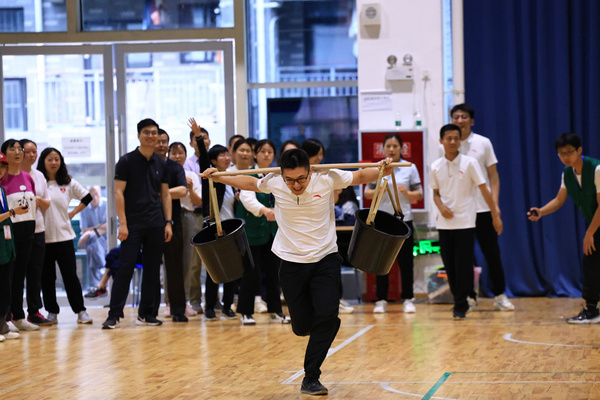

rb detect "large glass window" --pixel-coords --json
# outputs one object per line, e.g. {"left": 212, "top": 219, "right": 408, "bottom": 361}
{"left": 80, "top": 0, "right": 234, "bottom": 31}
{"left": 0, "top": 0, "right": 67, "bottom": 32}
{"left": 246, "top": 0, "right": 358, "bottom": 162}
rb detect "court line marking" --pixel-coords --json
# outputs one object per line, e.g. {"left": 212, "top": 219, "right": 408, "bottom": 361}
{"left": 381, "top": 382, "right": 461, "bottom": 399}
{"left": 422, "top": 372, "right": 452, "bottom": 400}
{"left": 503, "top": 333, "right": 600, "bottom": 348}
{"left": 282, "top": 325, "right": 375, "bottom": 385}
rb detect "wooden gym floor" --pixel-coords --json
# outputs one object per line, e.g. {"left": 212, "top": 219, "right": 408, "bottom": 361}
{"left": 1, "top": 297, "right": 599, "bottom": 399}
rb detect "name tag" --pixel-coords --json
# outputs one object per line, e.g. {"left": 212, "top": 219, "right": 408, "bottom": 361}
{"left": 4, "top": 225, "right": 11, "bottom": 240}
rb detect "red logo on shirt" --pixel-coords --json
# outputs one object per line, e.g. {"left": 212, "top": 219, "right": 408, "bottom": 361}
{"left": 313, "top": 195, "right": 322, "bottom": 198}
{"left": 60, "top": 188, "right": 66, "bottom": 193}
{"left": 459, "top": 170, "right": 464, "bottom": 174}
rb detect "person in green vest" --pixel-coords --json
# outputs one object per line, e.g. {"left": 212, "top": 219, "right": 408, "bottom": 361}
{"left": 236, "top": 139, "right": 290, "bottom": 325}
{"left": 0, "top": 152, "right": 30, "bottom": 342}
{"left": 528, "top": 132, "right": 600, "bottom": 324}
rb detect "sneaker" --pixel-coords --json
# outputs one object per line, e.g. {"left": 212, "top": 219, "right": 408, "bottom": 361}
{"left": 221, "top": 308, "right": 237, "bottom": 320}
{"left": 241, "top": 314, "right": 256, "bottom": 325}
{"left": 7, "top": 321, "right": 19, "bottom": 332}
{"left": 3, "top": 331, "right": 20, "bottom": 340}
{"left": 84, "top": 286, "right": 107, "bottom": 298}
{"left": 373, "top": 299, "right": 388, "bottom": 313}
{"left": 566, "top": 306, "right": 600, "bottom": 324}
{"left": 255, "top": 296, "right": 268, "bottom": 314}
{"left": 13, "top": 319, "right": 40, "bottom": 331}
{"left": 163, "top": 305, "right": 172, "bottom": 318}
{"left": 190, "top": 303, "right": 203, "bottom": 314}
{"left": 102, "top": 317, "right": 120, "bottom": 329}
{"left": 46, "top": 313, "right": 58, "bottom": 325}
{"left": 27, "top": 312, "right": 54, "bottom": 326}
{"left": 403, "top": 299, "right": 416, "bottom": 313}
{"left": 77, "top": 311, "right": 93, "bottom": 324}
{"left": 172, "top": 314, "right": 189, "bottom": 322}
{"left": 300, "top": 378, "right": 328, "bottom": 395}
{"left": 136, "top": 316, "right": 163, "bottom": 326}
{"left": 270, "top": 313, "right": 291, "bottom": 324}
{"left": 467, "top": 297, "right": 478, "bottom": 312}
{"left": 204, "top": 309, "right": 218, "bottom": 321}
{"left": 493, "top": 294, "right": 515, "bottom": 311}
{"left": 453, "top": 310, "right": 466, "bottom": 320}
{"left": 184, "top": 305, "right": 198, "bottom": 316}
{"left": 339, "top": 299, "right": 355, "bottom": 314}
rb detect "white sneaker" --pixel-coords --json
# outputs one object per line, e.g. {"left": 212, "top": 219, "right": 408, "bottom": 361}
{"left": 373, "top": 300, "right": 388, "bottom": 313}
{"left": 13, "top": 319, "right": 40, "bottom": 331}
{"left": 77, "top": 311, "right": 93, "bottom": 324}
{"left": 339, "top": 299, "right": 355, "bottom": 314}
{"left": 46, "top": 313, "right": 58, "bottom": 324}
{"left": 7, "top": 321, "right": 19, "bottom": 332}
{"left": 493, "top": 294, "right": 515, "bottom": 311}
{"left": 241, "top": 314, "right": 256, "bottom": 325}
{"left": 3, "top": 331, "right": 20, "bottom": 340}
{"left": 467, "top": 297, "right": 478, "bottom": 312}
{"left": 403, "top": 299, "right": 416, "bottom": 313}
{"left": 255, "top": 296, "right": 268, "bottom": 314}
{"left": 270, "top": 313, "right": 291, "bottom": 324}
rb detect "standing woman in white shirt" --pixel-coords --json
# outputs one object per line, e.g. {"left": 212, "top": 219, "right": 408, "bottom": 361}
{"left": 37, "top": 148, "right": 93, "bottom": 324}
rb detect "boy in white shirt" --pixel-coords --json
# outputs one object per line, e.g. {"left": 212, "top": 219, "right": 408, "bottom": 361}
{"left": 203, "top": 149, "right": 392, "bottom": 396}
{"left": 430, "top": 124, "right": 503, "bottom": 319}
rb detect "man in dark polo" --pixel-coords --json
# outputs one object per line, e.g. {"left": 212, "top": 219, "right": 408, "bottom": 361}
{"left": 102, "top": 118, "right": 173, "bottom": 329}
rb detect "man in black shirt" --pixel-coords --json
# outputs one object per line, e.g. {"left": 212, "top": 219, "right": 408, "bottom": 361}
{"left": 102, "top": 118, "right": 173, "bottom": 329}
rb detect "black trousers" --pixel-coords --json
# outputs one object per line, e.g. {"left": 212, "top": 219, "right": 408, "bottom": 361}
{"left": 474, "top": 211, "right": 506, "bottom": 296}
{"left": 582, "top": 230, "right": 600, "bottom": 305}
{"left": 27, "top": 232, "right": 45, "bottom": 315}
{"left": 0, "top": 261, "right": 13, "bottom": 334}
{"left": 42, "top": 240, "right": 86, "bottom": 314}
{"left": 438, "top": 228, "right": 475, "bottom": 314}
{"left": 237, "top": 237, "right": 283, "bottom": 315}
{"left": 376, "top": 220, "right": 415, "bottom": 301}
{"left": 108, "top": 226, "right": 164, "bottom": 319}
{"left": 163, "top": 227, "right": 186, "bottom": 315}
{"left": 204, "top": 274, "right": 237, "bottom": 311}
{"left": 9, "top": 221, "right": 34, "bottom": 320}
{"left": 279, "top": 252, "right": 342, "bottom": 380}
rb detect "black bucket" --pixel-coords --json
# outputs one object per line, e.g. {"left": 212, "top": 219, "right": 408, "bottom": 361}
{"left": 190, "top": 218, "right": 255, "bottom": 284}
{"left": 347, "top": 209, "right": 412, "bottom": 275}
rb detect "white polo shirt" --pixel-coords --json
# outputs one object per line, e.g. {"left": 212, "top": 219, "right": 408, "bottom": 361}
{"left": 180, "top": 170, "right": 202, "bottom": 212}
{"left": 366, "top": 161, "right": 421, "bottom": 221}
{"left": 429, "top": 154, "right": 486, "bottom": 230}
{"left": 257, "top": 169, "right": 353, "bottom": 263}
{"left": 29, "top": 169, "right": 50, "bottom": 234}
{"left": 439, "top": 132, "right": 498, "bottom": 213}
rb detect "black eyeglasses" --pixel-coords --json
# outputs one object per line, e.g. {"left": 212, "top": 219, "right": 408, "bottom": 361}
{"left": 283, "top": 176, "right": 308, "bottom": 186}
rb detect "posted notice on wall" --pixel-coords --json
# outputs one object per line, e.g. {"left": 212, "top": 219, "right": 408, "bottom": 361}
{"left": 360, "top": 91, "right": 392, "bottom": 112}
{"left": 62, "top": 137, "right": 91, "bottom": 158}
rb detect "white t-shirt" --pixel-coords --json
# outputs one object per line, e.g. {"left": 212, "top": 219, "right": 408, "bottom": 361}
{"left": 29, "top": 169, "right": 50, "bottom": 233}
{"left": 257, "top": 169, "right": 353, "bottom": 263}
{"left": 44, "top": 179, "right": 89, "bottom": 243}
{"left": 560, "top": 165, "right": 600, "bottom": 192}
{"left": 429, "top": 154, "right": 486, "bottom": 230}
{"left": 181, "top": 170, "right": 202, "bottom": 211}
{"left": 367, "top": 162, "right": 421, "bottom": 221}
{"left": 439, "top": 132, "right": 498, "bottom": 213}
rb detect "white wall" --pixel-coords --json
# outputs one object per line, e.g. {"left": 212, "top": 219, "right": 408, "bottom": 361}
{"left": 357, "top": 0, "right": 444, "bottom": 227}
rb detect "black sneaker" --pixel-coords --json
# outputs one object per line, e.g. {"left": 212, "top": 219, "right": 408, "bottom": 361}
{"left": 453, "top": 310, "right": 466, "bottom": 320}
{"left": 172, "top": 314, "right": 189, "bottom": 323}
{"left": 27, "top": 312, "right": 54, "bottom": 326}
{"left": 84, "top": 287, "right": 107, "bottom": 298}
{"left": 566, "top": 306, "right": 600, "bottom": 324}
{"left": 204, "top": 308, "right": 218, "bottom": 321}
{"left": 221, "top": 308, "right": 237, "bottom": 320}
{"left": 300, "top": 378, "right": 328, "bottom": 395}
{"left": 136, "top": 315, "right": 163, "bottom": 326}
{"left": 102, "top": 317, "right": 120, "bottom": 330}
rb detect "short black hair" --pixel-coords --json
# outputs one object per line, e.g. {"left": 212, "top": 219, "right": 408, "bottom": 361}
{"left": 246, "top": 138, "right": 258, "bottom": 148}
{"left": 301, "top": 138, "right": 325, "bottom": 158}
{"left": 189, "top": 127, "right": 209, "bottom": 142}
{"left": 383, "top": 133, "right": 403, "bottom": 148}
{"left": 254, "top": 139, "right": 276, "bottom": 155}
{"left": 19, "top": 138, "right": 36, "bottom": 149}
{"left": 1, "top": 139, "right": 21, "bottom": 155}
{"left": 440, "top": 124, "right": 461, "bottom": 139}
{"left": 137, "top": 118, "right": 159, "bottom": 134}
{"left": 450, "top": 103, "right": 475, "bottom": 119}
{"left": 158, "top": 129, "right": 170, "bottom": 142}
{"left": 232, "top": 138, "right": 251, "bottom": 153}
{"left": 554, "top": 132, "right": 581, "bottom": 150}
{"left": 207, "top": 144, "right": 228, "bottom": 166}
{"left": 279, "top": 148, "right": 310, "bottom": 174}
{"left": 228, "top": 135, "right": 245, "bottom": 147}
{"left": 169, "top": 141, "right": 187, "bottom": 155}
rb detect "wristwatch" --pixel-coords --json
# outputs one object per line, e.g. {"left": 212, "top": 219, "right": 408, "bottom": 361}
{"left": 166, "top": 220, "right": 174, "bottom": 225}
